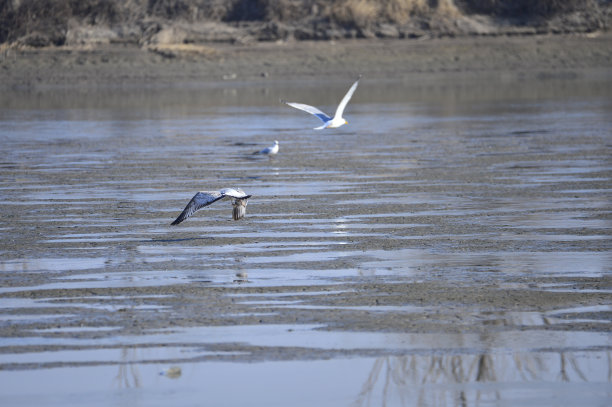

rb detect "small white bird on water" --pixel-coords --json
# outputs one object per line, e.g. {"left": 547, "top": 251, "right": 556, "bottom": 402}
{"left": 283, "top": 76, "right": 360, "bottom": 130}
{"left": 253, "top": 140, "right": 279, "bottom": 155}
{"left": 171, "top": 188, "right": 251, "bottom": 225}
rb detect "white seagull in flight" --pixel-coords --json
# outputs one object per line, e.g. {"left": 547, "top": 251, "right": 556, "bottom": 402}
{"left": 171, "top": 188, "right": 251, "bottom": 225}
{"left": 283, "top": 76, "right": 361, "bottom": 130}
{"left": 253, "top": 140, "right": 279, "bottom": 155}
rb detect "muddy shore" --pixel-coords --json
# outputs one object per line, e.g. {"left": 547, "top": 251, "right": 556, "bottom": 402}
{"left": 0, "top": 33, "right": 611, "bottom": 374}
{"left": 1, "top": 32, "right": 612, "bottom": 91}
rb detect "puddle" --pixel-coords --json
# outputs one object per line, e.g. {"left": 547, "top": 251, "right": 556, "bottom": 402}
{"left": 0, "top": 314, "right": 75, "bottom": 323}
{"left": 0, "top": 276, "right": 188, "bottom": 294}
{"left": 0, "top": 347, "right": 245, "bottom": 366}
{"left": 1, "top": 323, "right": 609, "bottom": 353}
{"left": 28, "top": 326, "right": 122, "bottom": 333}
{"left": 0, "top": 297, "right": 169, "bottom": 312}
{"left": 0, "top": 348, "right": 610, "bottom": 407}
{"left": 0, "top": 258, "right": 108, "bottom": 273}
{"left": 358, "top": 249, "right": 612, "bottom": 279}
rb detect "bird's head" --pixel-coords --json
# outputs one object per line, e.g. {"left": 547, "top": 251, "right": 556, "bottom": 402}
{"left": 274, "top": 140, "right": 279, "bottom": 144}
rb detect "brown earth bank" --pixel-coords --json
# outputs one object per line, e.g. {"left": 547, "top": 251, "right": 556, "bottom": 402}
{"left": 1, "top": 32, "right": 612, "bottom": 91}
{"left": 0, "top": 0, "right": 611, "bottom": 87}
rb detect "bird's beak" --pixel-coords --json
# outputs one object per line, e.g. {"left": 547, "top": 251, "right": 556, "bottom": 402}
{"left": 345, "top": 120, "right": 348, "bottom": 124}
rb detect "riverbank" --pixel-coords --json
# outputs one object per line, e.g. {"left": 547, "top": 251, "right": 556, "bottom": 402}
{"left": 1, "top": 32, "right": 611, "bottom": 91}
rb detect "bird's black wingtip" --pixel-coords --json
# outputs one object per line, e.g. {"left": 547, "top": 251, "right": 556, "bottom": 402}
{"left": 170, "top": 218, "right": 182, "bottom": 226}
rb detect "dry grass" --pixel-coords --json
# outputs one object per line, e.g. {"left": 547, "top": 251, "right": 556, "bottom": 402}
{"left": 437, "top": 0, "right": 461, "bottom": 17}
{"left": 0, "top": 0, "right": 605, "bottom": 45}
{"left": 380, "top": 0, "right": 429, "bottom": 23}
{"left": 331, "top": 0, "right": 379, "bottom": 26}
{"left": 458, "top": 0, "right": 597, "bottom": 18}
{"left": 262, "top": 0, "right": 316, "bottom": 22}
{"left": 330, "top": 0, "right": 462, "bottom": 27}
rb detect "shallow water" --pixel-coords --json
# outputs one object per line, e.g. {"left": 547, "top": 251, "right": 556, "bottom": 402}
{"left": 1, "top": 74, "right": 611, "bottom": 406}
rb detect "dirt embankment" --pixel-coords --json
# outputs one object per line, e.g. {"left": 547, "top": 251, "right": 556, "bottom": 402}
{"left": 1, "top": 32, "right": 611, "bottom": 91}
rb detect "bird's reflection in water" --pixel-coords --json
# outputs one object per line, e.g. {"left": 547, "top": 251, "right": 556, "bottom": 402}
{"left": 161, "top": 366, "right": 182, "bottom": 379}
{"left": 234, "top": 270, "right": 249, "bottom": 283}
{"left": 114, "top": 346, "right": 141, "bottom": 389}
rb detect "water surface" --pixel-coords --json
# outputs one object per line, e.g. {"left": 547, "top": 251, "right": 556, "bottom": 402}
{"left": 1, "top": 74, "right": 611, "bottom": 406}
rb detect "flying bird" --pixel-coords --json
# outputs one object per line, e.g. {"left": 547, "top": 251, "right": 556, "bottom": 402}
{"left": 171, "top": 188, "right": 251, "bottom": 225}
{"left": 283, "top": 76, "right": 361, "bottom": 130}
{"left": 253, "top": 140, "right": 279, "bottom": 155}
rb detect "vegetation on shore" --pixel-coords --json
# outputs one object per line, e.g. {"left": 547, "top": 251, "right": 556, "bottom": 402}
{"left": 1, "top": 0, "right": 609, "bottom": 47}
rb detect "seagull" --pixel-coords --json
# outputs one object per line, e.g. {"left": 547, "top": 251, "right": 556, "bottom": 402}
{"left": 253, "top": 140, "right": 279, "bottom": 155}
{"left": 170, "top": 188, "right": 251, "bottom": 225}
{"left": 283, "top": 76, "right": 360, "bottom": 130}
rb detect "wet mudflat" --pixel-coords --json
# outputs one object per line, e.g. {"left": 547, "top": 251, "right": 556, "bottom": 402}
{"left": 0, "top": 73, "right": 611, "bottom": 406}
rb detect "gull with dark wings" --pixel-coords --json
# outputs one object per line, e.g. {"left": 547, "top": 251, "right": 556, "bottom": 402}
{"left": 170, "top": 188, "right": 251, "bottom": 225}
{"left": 282, "top": 76, "right": 360, "bottom": 130}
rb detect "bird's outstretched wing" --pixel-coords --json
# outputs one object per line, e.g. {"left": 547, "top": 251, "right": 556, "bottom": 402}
{"left": 282, "top": 101, "right": 332, "bottom": 124}
{"left": 171, "top": 191, "right": 224, "bottom": 225}
{"left": 333, "top": 76, "right": 360, "bottom": 120}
